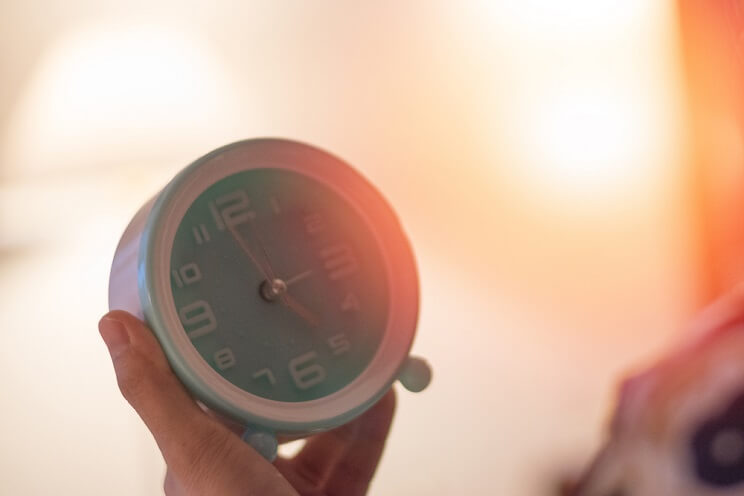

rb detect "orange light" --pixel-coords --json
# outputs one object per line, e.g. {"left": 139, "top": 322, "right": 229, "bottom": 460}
{"left": 513, "top": 84, "right": 653, "bottom": 201}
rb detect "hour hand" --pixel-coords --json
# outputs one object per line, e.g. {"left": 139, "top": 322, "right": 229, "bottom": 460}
{"left": 227, "top": 223, "right": 275, "bottom": 281}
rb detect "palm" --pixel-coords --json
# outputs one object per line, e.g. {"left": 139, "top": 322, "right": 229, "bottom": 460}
{"left": 275, "top": 391, "right": 396, "bottom": 495}
{"left": 165, "top": 391, "right": 397, "bottom": 496}
{"left": 99, "top": 311, "right": 397, "bottom": 496}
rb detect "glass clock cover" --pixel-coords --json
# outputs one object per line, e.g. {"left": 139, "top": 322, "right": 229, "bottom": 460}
{"left": 169, "top": 168, "right": 389, "bottom": 403}
{"left": 110, "top": 138, "right": 425, "bottom": 436}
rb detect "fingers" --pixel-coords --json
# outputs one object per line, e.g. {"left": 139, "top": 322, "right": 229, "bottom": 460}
{"left": 99, "top": 311, "right": 210, "bottom": 449}
{"left": 164, "top": 468, "right": 187, "bottom": 495}
{"left": 323, "top": 391, "right": 396, "bottom": 496}
{"left": 99, "top": 311, "right": 297, "bottom": 496}
{"left": 279, "top": 390, "right": 396, "bottom": 496}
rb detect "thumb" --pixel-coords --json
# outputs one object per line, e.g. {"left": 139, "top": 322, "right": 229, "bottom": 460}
{"left": 99, "top": 310, "right": 296, "bottom": 496}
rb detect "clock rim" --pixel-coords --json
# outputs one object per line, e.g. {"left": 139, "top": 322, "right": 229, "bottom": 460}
{"left": 138, "top": 138, "right": 419, "bottom": 433}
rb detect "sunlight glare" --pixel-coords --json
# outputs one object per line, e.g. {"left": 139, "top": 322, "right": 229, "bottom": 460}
{"left": 516, "top": 84, "right": 652, "bottom": 198}
{"left": 2, "top": 22, "right": 242, "bottom": 177}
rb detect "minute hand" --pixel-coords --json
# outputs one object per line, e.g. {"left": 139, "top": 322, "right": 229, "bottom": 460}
{"left": 282, "top": 294, "right": 320, "bottom": 327}
{"left": 226, "top": 223, "right": 274, "bottom": 282}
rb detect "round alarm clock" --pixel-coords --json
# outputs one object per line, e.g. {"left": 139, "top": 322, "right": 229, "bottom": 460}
{"left": 108, "top": 138, "right": 431, "bottom": 460}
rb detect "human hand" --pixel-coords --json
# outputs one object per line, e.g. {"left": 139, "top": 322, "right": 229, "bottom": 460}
{"left": 98, "top": 310, "right": 396, "bottom": 496}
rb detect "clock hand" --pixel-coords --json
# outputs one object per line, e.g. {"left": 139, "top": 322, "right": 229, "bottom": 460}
{"left": 258, "top": 278, "right": 321, "bottom": 327}
{"left": 232, "top": 220, "right": 321, "bottom": 327}
{"left": 244, "top": 220, "right": 322, "bottom": 325}
{"left": 245, "top": 217, "right": 280, "bottom": 281}
{"left": 284, "top": 269, "right": 313, "bottom": 287}
{"left": 282, "top": 293, "right": 321, "bottom": 328}
{"left": 226, "top": 223, "right": 275, "bottom": 283}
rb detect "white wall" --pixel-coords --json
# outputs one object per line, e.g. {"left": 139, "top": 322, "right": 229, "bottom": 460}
{"left": 0, "top": 1, "right": 698, "bottom": 494}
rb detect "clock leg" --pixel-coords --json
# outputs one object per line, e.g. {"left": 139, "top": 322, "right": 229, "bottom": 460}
{"left": 241, "top": 425, "right": 278, "bottom": 461}
{"left": 398, "top": 355, "right": 432, "bottom": 393}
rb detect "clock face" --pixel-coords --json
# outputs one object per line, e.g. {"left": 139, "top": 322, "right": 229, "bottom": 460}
{"left": 168, "top": 168, "right": 390, "bottom": 403}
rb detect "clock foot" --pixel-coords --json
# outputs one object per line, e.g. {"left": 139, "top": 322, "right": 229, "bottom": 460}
{"left": 241, "top": 425, "right": 278, "bottom": 461}
{"left": 398, "top": 355, "right": 432, "bottom": 393}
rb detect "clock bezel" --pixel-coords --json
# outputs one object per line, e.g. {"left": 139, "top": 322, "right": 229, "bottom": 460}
{"left": 138, "top": 138, "right": 419, "bottom": 433}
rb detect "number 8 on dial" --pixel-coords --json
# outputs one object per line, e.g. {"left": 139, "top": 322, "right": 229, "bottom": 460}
{"left": 108, "top": 138, "right": 431, "bottom": 460}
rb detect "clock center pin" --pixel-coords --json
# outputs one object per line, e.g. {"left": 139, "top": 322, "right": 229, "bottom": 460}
{"left": 260, "top": 278, "right": 288, "bottom": 302}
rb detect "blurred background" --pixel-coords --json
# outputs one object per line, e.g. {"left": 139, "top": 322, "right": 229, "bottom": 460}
{"left": 0, "top": 0, "right": 742, "bottom": 494}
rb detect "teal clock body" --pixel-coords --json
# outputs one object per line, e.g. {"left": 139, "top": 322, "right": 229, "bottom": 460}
{"left": 108, "top": 139, "right": 430, "bottom": 459}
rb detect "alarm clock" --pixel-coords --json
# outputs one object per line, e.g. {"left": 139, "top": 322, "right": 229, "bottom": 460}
{"left": 108, "top": 138, "right": 431, "bottom": 460}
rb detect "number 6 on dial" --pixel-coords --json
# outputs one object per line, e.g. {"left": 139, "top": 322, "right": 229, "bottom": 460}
{"left": 289, "top": 351, "right": 326, "bottom": 390}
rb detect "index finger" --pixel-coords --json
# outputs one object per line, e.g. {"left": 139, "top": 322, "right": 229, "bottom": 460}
{"left": 277, "top": 390, "right": 397, "bottom": 495}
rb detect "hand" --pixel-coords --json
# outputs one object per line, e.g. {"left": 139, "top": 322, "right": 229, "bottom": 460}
{"left": 99, "top": 310, "right": 396, "bottom": 496}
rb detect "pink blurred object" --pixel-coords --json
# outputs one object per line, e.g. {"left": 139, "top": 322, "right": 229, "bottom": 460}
{"left": 574, "top": 287, "right": 744, "bottom": 495}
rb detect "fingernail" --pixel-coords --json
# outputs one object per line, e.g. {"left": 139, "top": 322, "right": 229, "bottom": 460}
{"left": 99, "top": 317, "right": 130, "bottom": 359}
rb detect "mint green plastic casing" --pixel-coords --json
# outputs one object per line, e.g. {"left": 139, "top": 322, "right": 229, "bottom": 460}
{"left": 110, "top": 139, "right": 429, "bottom": 443}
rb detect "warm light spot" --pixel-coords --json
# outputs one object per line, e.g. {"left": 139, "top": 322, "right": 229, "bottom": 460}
{"left": 277, "top": 438, "right": 307, "bottom": 459}
{"left": 484, "top": 0, "right": 654, "bottom": 39}
{"left": 470, "top": 0, "right": 682, "bottom": 207}
{"left": 514, "top": 84, "right": 652, "bottom": 199}
{"left": 2, "top": 23, "right": 243, "bottom": 177}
